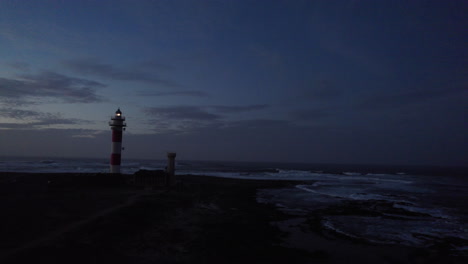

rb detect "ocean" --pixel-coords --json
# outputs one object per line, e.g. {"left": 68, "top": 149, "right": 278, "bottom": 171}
{"left": 1, "top": 156, "right": 467, "bottom": 254}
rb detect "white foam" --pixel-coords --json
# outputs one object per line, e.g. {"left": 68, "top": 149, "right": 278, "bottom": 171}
{"left": 343, "top": 172, "right": 361, "bottom": 176}
{"left": 393, "top": 203, "right": 451, "bottom": 219}
{"left": 454, "top": 245, "right": 468, "bottom": 251}
{"left": 185, "top": 170, "right": 332, "bottom": 180}
{"left": 295, "top": 184, "right": 322, "bottom": 195}
{"left": 322, "top": 219, "right": 365, "bottom": 241}
{"left": 348, "top": 193, "right": 389, "bottom": 201}
{"left": 138, "top": 166, "right": 162, "bottom": 171}
{"left": 366, "top": 173, "right": 388, "bottom": 177}
{"left": 337, "top": 175, "right": 413, "bottom": 185}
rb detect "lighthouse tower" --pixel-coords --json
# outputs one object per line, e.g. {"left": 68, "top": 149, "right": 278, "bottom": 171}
{"left": 109, "top": 108, "right": 126, "bottom": 173}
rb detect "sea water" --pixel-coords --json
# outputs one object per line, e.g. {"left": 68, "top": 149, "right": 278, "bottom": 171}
{"left": 256, "top": 168, "right": 468, "bottom": 255}
{"left": 1, "top": 156, "right": 467, "bottom": 253}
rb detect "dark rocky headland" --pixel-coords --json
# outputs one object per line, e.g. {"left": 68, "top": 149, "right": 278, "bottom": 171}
{"left": 0, "top": 172, "right": 465, "bottom": 264}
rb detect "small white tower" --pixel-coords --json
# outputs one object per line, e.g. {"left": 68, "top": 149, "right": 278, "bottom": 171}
{"left": 109, "top": 108, "right": 126, "bottom": 173}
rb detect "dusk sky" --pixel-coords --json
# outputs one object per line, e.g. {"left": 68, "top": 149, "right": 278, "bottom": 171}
{"left": 0, "top": 0, "right": 466, "bottom": 166}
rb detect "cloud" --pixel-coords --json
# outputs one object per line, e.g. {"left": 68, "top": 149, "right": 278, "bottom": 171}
{"left": 0, "top": 119, "right": 86, "bottom": 129}
{"left": 289, "top": 109, "right": 328, "bottom": 121}
{"left": 226, "top": 119, "right": 292, "bottom": 129}
{"left": 0, "top": 108, "right": 91, "bottom": 129}
{"left": 0, "top": 123, "right": 33, "bottom": 129}
{"left": 136, "top": 90, "right": 208, "bottom": 97}
{"left": 142, "top": 105, "right": 271, "bottom": 133}
{"left": 0, "top": 128, "right": 109, "bottom": 158}
{"left": 0, "top": 71, "right": 104, "bottom": 103}
{"left": 358, "top": 82, "right": 467, "bottom": 110}
{"left": 135, "top": 60, "right": 173, "bottom": 71}
{"left": 0, "top": 98, "right": 41, "bottom": 107}
{"left": 303, "top": 79, "right": 342, "bottom": 99}
{"left": 209, "top": 104, "right": 269, "bottom": 113}
{"left": 63, "top": 58, "right": 176, "bottom": 86}
{"left": 34, "top": 116, "right": 90, "bottom": 126}
{"left": 144, "top": 106, "right": 220, "bottom": 121}
{"left": 0, "top": 108, "right": 42, "bottom": 119}
{"left": 143, "top": 104, "right": 269, "bottom": 122}
{"left": 7, "top": 61, "right": 30, "bottom": 71}
{"left": 71, "top": 130, "right": 106, "bottom": 138}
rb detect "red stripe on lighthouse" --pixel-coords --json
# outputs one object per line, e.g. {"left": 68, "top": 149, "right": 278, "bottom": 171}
{"left": 110, "top": 153, "right": 121, "bottom": 165}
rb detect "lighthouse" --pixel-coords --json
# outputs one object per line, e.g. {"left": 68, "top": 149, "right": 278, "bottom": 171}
{"left": 109, "top": 108, "right": 126, "bottom": 173}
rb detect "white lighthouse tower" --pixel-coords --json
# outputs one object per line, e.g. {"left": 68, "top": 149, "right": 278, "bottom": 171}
{"left": 109, "top": 108, "right": 126, "bottom": 173}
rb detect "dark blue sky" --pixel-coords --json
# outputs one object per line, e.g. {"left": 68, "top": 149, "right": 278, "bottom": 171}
{"left": 0, "top": 0, "right": 466, "bottom": 166}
